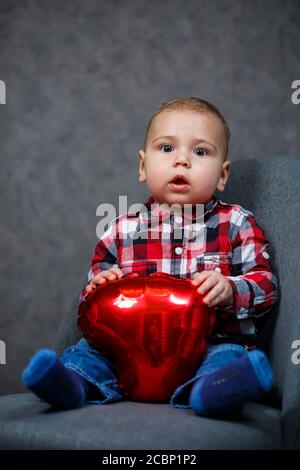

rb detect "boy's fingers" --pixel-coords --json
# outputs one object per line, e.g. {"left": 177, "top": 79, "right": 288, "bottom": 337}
{"left": 97, "top": 270, "right": 121, "bottom": 282}
{"left": 103, "top": 274, "right": 115, "bottom": 280}
{"left": 89, "top": 276, "right": 106, "bottom": 287}
{"left": 87, "top": 268, "right": 125, "bottom": 291}
{"left": 85, "top": 279, "right": 98, "bottom": 292}
{"left": 191, "top": 271, "right": 212, "bottom": 285}
{"left": 197, "top": 276, "right": 218, "bottom": 295}
{"left": 94, "top": 271, "right": 113, "bottom": 281}
{"left": 109, "top": 267, "right": 124, "bottom": 278}
{"left": 90, "top": 274, "right": 103, "bottom": 283}
{"left": 203, "top": 284, "right": 224, "bottom": 305}
{"left": 191, "top": 274, "right": 202, "bottom": 285}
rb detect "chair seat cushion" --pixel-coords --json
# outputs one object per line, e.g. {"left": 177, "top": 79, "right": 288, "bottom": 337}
{"left": 0, "top": 393, "right": 282, "bottom": 450}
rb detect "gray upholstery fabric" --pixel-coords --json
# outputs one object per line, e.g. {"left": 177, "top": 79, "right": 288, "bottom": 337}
{"left": 216, "top": 155, "right": 300, "bottom": 449}
{"left": 0, "top": 394, "right": 281, "bottom": 450}
{"left": 0, "top": 156, "right": 299, "bottom": 449}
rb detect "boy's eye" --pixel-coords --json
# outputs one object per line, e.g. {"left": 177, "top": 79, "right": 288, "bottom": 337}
{"left": 195, "top": 147, "right": 208, "bottom": 157}
{"left": 160, "top": 144, "right": 173, "bottom": 152}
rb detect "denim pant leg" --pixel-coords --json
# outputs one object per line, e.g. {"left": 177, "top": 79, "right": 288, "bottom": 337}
{"left": 170, "top": 343, "right": 249, "bottom": 409}
{"left": 60, "top": 338, "right": 125, "bottom": 405}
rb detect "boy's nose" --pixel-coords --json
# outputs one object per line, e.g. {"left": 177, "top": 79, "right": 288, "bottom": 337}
{"left": 174, "top": 153, "right": 191, "bottom": 167}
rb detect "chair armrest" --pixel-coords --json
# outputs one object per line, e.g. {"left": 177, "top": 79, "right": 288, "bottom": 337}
{"left": 277, "top": 275, "right": 300, "bottom": 449}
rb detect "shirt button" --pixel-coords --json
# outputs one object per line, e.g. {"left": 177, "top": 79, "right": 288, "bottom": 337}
{"left": 214, "top": 267, "right": 221, "bottom": 272}
{"left": 174, "top": 215, "right": 183, "bottom": 224}
{"left": 175, "top": 247, "right": 183, "bottom": 255}
{"left": 262, "top": 251, "right": 270, "bottom": 259}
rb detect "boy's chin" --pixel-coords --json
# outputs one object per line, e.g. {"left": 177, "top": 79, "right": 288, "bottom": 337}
{"left": 155, "top": 196, "right": 207, "bottom": 207}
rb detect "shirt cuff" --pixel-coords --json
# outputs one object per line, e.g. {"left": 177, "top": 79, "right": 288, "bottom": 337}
{"left": 223, "top": 277, "right": 252, "bottom": 319}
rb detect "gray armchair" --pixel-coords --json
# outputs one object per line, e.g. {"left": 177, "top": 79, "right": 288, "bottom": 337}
{"left": 0, "top": 156, "right": 299, "bottom": 450}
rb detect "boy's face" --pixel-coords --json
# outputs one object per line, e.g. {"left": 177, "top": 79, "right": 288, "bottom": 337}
{"left": 138, "top": 109, "right": 231, "bottom": 207}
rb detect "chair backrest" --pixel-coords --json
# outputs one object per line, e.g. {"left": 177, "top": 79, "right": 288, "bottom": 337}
{"left": 216, "top": 156, "right": 300, "bottom": 413}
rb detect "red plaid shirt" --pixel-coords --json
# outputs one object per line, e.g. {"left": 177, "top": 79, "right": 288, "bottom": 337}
{"left": 83, "top": 194, "right": 278, "bottom": 348}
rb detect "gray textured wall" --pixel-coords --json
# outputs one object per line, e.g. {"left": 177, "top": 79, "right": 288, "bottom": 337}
{"left": 0, "top": 0, "right": 299, "bottom": 394}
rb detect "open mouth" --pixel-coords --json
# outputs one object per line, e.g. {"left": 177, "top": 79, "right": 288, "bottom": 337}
{"left": 169, "top": 175, "right": 190, "bottom": 191}
{"left": 170, "top": 175, "right": 189, "bottom": 184}
{"left": 172, "top": 177, "right": 187, "bottom": 184}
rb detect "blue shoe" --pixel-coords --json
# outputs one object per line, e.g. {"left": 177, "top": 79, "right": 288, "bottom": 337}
{"left": 22, "top": 348, "right": 88, "bottom": 409}
{"left": 189, "top": 349, "right": 273, "bottom": 416}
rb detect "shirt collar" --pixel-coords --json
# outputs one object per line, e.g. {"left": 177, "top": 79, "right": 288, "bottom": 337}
{"left": 141, "top": 194, "right": 219, "bottom": 222}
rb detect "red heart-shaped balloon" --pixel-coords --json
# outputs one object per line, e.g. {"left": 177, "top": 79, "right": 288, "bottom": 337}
{"left": 78, "top": 272, "right": 216, "bottom": 403}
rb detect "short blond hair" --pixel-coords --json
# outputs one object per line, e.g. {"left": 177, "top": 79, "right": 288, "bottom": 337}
{"left": 143, "top": 97, "right": 230, "bottom": 161}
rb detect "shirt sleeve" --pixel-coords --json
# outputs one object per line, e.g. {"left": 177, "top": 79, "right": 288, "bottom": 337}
{"left": 223, "top": 211, "right": 278, "bottom": 319}
{"left": 80, "top": 221, "right": 119, "bottom": 302}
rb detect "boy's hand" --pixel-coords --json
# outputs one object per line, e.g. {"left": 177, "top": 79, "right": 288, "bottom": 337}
{"left": 191, "top": 271, "right": 234, "bottom": 308}
{"left": 85, "top": 267, "right": 124, "bottom": 294}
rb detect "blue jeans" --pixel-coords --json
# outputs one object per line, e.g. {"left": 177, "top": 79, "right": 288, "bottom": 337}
{"left": 60, "top": 338, "right": 250, "bottom": 408}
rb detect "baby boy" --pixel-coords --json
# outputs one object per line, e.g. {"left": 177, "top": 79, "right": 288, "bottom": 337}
{"left": 22, "top": 97, "right": 278, "bottom": 416}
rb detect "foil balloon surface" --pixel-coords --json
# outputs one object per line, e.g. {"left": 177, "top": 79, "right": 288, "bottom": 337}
{"left": 78, "top": 272, "right": 216, "bottom": 403}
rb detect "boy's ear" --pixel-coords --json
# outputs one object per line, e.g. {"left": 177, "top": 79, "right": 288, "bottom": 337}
{"left": 138, "top": 149, "right": 146, "bottom": 183}
{"left": 217, "top": 160, "right": 231, "bottom": 192}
